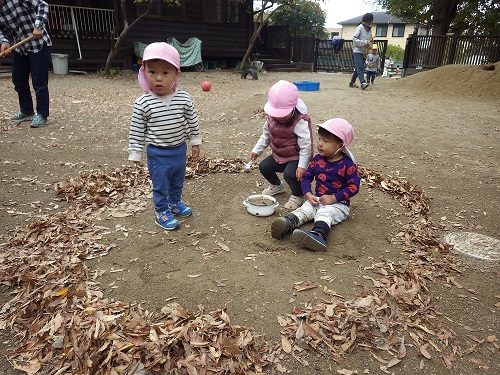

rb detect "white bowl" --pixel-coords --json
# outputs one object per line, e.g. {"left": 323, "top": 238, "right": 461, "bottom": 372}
{"left": 243, "top": 194, "right": 279, "bottom": 216}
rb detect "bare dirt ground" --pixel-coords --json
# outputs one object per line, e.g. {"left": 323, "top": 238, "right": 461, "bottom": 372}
{"left": 0, "top": 64, "right": 499, "bottom": 374}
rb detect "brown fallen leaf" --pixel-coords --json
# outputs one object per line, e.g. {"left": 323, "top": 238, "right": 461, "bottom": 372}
{"left": 216, "top": 241, "right": 230, "bottom": 252}
{"left": 295, "top": 320, "right": 304, "bottom": 340}
{"left": 420, "top": 344, "right": 432, "bottom": 359}
{"left": 294, "top": 284, "right": 317, "bottom": 292}
{"left": 281, "top": 336, "right": 292, "bottom": 353}
{"left": 486, "top": 335, "right": 496, "bottom": 343}
{"left": 397, "top": 336, "right": 407, "bottom": 358}
{"left": 442, "top": 354, "right": 457, "bottom": 369}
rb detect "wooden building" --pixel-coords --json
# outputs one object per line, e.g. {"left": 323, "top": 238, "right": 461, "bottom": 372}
{"left": 2, "top": 0, "right": 254, "bottom": 71}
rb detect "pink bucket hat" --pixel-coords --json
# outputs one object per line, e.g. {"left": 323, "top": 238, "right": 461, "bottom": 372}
{"left": 138, "top": 42, "right": 181, "bottom": 92}
{"left": 264, "top": 80, "right": 299, "bottom": 118}
{"left": 317, "top": 118, "right": 354, "bottom": 146}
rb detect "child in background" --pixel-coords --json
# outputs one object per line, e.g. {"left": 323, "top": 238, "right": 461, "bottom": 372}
{"left": 365, "top": 44, "right": 381, "bottom": 85}
{"left": 128, "top": 42, "right": 202, "bottom": 230}
{"left": 248, "top": 80, "right": 313, "bottom": 210}
{"left": 271, "top": 118, "right": 360, "bottom": 251}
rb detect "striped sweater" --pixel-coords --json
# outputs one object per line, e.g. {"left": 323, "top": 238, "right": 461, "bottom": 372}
{"left": 128, "top": 89, "right": 201, "bottom": 162}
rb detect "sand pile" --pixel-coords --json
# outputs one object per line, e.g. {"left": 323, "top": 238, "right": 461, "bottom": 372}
{"left": 399, "top": 61, "right": 500, "bottom": 100}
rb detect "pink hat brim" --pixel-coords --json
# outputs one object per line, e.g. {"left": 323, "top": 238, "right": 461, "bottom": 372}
{"left": 137, "top": 65, "right": 179, "bottom": 93}
{"left": 264, "top": 101, "right": 294, "bottom": 118}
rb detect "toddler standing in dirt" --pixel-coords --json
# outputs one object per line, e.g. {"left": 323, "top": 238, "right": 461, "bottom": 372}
{"left": 271, "top": 118, "right": 360, "bottom": 251}
{"left": 248, "top": 80, "right": 313, "bottom": 210}
{"left": 365, "top": 44, "right": 381, "bottom": 85}
{"left": 128, "top": 42, "right": 201, "bottom": 230}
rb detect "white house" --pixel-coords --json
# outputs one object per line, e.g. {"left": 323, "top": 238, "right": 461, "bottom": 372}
{"left": 338, "top": 11, "right": 423, "bottom": 49}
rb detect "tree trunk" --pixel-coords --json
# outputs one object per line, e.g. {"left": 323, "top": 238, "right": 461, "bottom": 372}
{"left": 104, "top": 0, "right": 151, "bottom": 74}
{"left": 431, "top": 0, "right": 459, "bottom": 35}
{"left": 423, "top": 0, "right": 460, "bottom": 66}
{"left": 240, "top": 22, "right": 267, "bottom": 70}
{"left": 239, "top": 2, "right": 280, "bottom": 70}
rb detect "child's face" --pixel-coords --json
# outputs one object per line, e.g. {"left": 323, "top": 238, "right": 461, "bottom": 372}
{"left": 145, "top": 59, "right": 180, "bottom": 96}
{"left": 371, "top": 49, "right": 377, "bottom": 54}
{"left": 318, "top": 133, "right": 344, "bottom": 160}
{"left": 273, "top": 111, "right": 293, "bottom": 123}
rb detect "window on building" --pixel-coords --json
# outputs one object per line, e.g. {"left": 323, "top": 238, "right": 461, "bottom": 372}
{"left": 226, "top": 0, "right": 240, "bottom": 23}
{"left": 392, "top": 24, "right": 406, "bottom": 37}
{"left": 205, "top": 0, "right": 223, "bottom": 22}
{"left": 205, "top": 0, "right": 240, "bottom": 23}
{"left": 375, "top": 24, "right": 388, "bottom": 37}
{"left": 185, "top": 0, "right": 202, "bottom": 21}
{"left": 136, "top": 2, "right": 182, "bottom": 19}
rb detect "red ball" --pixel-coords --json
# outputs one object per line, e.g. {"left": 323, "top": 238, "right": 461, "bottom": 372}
{"left": 201, "top": 81, "right": 211, "bottom": 91}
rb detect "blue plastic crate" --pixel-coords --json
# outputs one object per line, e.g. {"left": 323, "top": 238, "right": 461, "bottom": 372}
{"left": 293, "top": 81, "right": 320, "bottom": 91}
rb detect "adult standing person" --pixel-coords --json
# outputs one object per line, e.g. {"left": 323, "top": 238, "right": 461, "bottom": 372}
{"left": 0, "top": 0, "right": 52, "bottom": 128}
{"left": 349, "top": 12, "right": 373, "bottom": 90}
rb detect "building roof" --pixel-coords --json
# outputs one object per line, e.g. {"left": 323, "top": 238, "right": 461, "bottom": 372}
{"left": 338, "top": 11, "right": 408, "bottom": 26}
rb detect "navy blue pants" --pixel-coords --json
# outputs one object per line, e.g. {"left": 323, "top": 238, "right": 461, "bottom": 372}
{"left": 12, "top": 44, "right": 51, "bottom": 118}
{"left": 366, "top": 70, "right": 377, "bottom": 83}
{"left": 259, "top": 155, "right": 303, "bottom": 197}
{"left": 146, "top": 143, "right": 187, "bottom": 214}
{"left": 350, "top": 52, "right": 366, "bottom": 85}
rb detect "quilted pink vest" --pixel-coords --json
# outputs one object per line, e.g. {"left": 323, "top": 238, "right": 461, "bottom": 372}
{"left": 268, "top": 112, "right": 313, "bottom": 164}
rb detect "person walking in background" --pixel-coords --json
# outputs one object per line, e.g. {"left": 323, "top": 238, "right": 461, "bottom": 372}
{"left": 128, "top": 42, "right": 201, "bottom": 230}
{"left": 248, "top": 80, "right": 313, "bottom": 210}
{"left": 365, "top": 44, "right": 381, "bottom": 85}
{"left": 349, "top": 12, "right": 373, "bottom": 90}
{"left": 0, "top": 0, "right": 52, "bottom": 128}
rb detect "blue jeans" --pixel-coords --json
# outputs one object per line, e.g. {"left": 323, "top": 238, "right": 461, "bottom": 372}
{"left": 12, "top": 44, "right": 51, "bottom": 118}
{"left": 350, "top": 52, "right": 366, "bottom": 85}
{"left": 366, "top": 70, "right": 376, "bottom": 83}
{"left": 259, "top": 155, "right": 303, "bottom": 196}
{"left": 146, "top": 143, "right": 187, "bottom": 213}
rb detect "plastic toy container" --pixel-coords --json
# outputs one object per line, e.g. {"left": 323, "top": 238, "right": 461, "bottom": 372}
{"left": 293, "top": 81, "right": 320, "bottom": 91}
{"left": 51, "top": 53, "right": 69, "bottom": 75}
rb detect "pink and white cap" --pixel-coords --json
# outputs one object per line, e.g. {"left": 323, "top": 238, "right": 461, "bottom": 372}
{"left": 138, "top": 42, "right": 181, "bottom": 92}
{"left": 264, "top": 80, "right": 299, "bottom": 118}
{"left": 317, "top": 118, "right": 354, "bottom": 146}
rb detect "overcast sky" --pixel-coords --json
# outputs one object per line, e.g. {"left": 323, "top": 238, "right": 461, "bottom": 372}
{"left": 320, "top": 0, "right": 382, "bottom": 28}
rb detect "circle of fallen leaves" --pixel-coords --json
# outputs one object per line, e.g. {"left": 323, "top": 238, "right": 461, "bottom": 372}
{"left": 0, "top": 157, "right": 483, "bottom": 374}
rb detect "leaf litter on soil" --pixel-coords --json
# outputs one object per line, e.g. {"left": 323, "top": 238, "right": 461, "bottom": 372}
{"left": 0, "top": 157, "right": 497, "bottom": 374}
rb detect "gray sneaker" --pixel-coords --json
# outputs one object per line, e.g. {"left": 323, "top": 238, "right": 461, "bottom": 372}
{"left": 361, "top": 82, "right": 369, "bottom": 90}
{"left": 11, "top": 112, "right": 34, "bottom": 122}
{"left": 30, "top": 114, "right": 48, "bottom": 128}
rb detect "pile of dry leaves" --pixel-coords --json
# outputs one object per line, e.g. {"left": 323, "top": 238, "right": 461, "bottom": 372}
{"left": 0, "top": 157, "right": 491, "bottom": 374}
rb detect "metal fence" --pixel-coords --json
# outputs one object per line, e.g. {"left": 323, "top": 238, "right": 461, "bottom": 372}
{"left": 310, "top": 39, "right": 387, "bottom": 73}
{"left": 404, "top": 35, "right": 500, "bottom": 69}
{"left": 48, "top": 5, "right": 116, "bottom": 60}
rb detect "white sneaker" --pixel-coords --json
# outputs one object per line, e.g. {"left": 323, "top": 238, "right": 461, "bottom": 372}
{"left": 262, "top": 183, "right": 285, "bottom": 196}
{"left": 284, "top": 195, "right": 304, "bottom": 209}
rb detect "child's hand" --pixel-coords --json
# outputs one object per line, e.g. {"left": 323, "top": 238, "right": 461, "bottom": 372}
{"left": 192, "top": 145, "right": 200, "bottom": 158}
{"left": 319, "top": 194, "right": 337, "bottom": 205}
{"left": 296, "top": 167, "right": 306, "bottom": 181}
{"left": 306, "top": 193, "right": 319, "bottom": 206}
{"left": 249, "top": 152, "right": 258, "bottom": 161}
